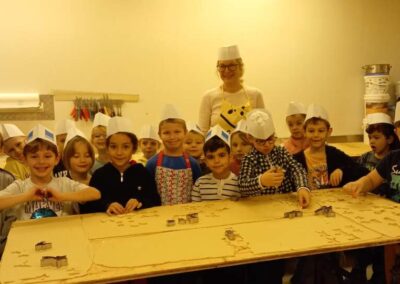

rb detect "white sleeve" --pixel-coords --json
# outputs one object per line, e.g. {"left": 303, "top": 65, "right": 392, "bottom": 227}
{"left": 0, "top": 181, "right": 22, "bottom": 196}
{"left": 198, "top": 93, "right": 212, "bottom": 133}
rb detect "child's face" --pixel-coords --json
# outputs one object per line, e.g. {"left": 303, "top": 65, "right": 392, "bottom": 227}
{"left": 69, "top": 141, "right": 94, "bottom": 175}
{"left": 107, "top": 133, "right": 135, "bottom": 172}
{"left": 159, "top": 122, "right": 186, "bottom": 152}
{"left": 56, "top": 134, "right": 67, "bottom": 158}
{"left": 204, "top": 147, "right": 231, "bottom": 178}
{"left": 139, "top": 138, "right": 160, "bottom": 159}
{"left": 3, "top": 136, "right": 26, "bottom": 162}
{"left": 183, "top": 132, "right": 204, "bottom": 159}
{"left": 286, "top": 114, "right": 306, "bottom": 139}
{"left": 24, "top": 146, "right": 58, "bottom": 180}
{"left": 395, "top": 126, "right": 400, "bottom": 141}
{"left": 305, "top": 121, "right": 332, "bottom": 150}
{"left": 368, "top": 131, "right": 392, "bottom": 156}
{"left": 230, "top": 132, "right": 252, "bottom": 161}
{"left": 247, "top": 134, "right": 276, "bottom": 155}
{"left": 91, "top": 126, "right": 107, "bottom": 151}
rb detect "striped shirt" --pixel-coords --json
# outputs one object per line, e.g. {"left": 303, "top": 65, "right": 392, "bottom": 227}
{"left": 192, "top": 172, "right": 240, "bottom": 201}
{"left": 239, "top": 146, "right": 309, "bottom": 197}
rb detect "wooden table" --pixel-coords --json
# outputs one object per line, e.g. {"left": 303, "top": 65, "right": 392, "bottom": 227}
{"left": 1, "top": 189, "right": 400, "bottom": 284}
{"left": 329, "top": 142, "right": 371, "bottom": 158}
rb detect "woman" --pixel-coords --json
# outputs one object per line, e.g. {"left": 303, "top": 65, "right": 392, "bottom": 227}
{"left": 198, "top": 45, "right": 265, "bottom": 133}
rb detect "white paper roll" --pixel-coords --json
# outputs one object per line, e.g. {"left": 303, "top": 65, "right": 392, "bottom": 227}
{"left": 0, "top": 93, "right": 40, "bottom": 109}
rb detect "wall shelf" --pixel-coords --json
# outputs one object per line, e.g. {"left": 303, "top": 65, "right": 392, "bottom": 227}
{"left": 53, "top": 90, "right": 139, "bottom": 102}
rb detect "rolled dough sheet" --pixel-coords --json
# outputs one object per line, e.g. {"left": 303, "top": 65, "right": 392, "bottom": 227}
{"left": 0, "top": 218, "right": 91, "bottom": 283}
{"left": 92, "top": 227, "right": 235, "bottom": 268}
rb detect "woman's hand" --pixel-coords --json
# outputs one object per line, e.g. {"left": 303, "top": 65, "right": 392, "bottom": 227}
{"left": 330, "top": 169, "right": 343, "bottom": 187}
{"left": 125, "top": 199, "right": 142, "bottom": 212}
{"left": 106, "top": 202, "right": 125, "bottom": 215}
{"left": 260, "top": 168, "right": 284, "bottom": 187}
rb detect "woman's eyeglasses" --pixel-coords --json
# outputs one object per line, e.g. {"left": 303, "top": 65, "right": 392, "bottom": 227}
{"left": 217, "top": 64, "right": 239, "bottom": 72}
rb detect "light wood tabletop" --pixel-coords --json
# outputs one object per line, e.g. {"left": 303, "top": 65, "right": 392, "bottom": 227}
{"left": 1, "top": 189, "right": 399, "bottom": 284}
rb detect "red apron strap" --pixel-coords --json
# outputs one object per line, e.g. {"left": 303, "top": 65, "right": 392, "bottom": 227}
{"left": 156, "top": 151, "right": 164, "bottom": 167}
{"left": 183, "top": 152, "right": 191, "bottom": 169}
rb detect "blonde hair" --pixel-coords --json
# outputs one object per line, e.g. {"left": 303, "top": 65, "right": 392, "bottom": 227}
{"left": 158, "top": 118, "right": 187, "bottom": 134}
{"left": 62, "top": 136, "right": 95, "bottom": 171}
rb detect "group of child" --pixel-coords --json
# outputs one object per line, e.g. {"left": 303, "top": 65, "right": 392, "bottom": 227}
{"left": 1, "top": 99, "right": 400, "bottom": 284}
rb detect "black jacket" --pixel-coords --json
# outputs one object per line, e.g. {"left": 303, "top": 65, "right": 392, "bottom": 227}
{"left": 81, "top": 162, "right": 161, "bottom": 213}
{"left": 294, "top": 145, "right": 369, "bottom": 188}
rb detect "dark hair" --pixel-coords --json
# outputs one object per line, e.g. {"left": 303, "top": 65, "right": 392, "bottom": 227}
{"left": 23, "top": 139, "right": 58, "bottom": 157}
{"left": 63, "top": 136, "right": 95, "bottom": 171}
{"left": 366, "top": 123, "right": 400, "bottom": 150}
{"left": 203, "top": 136, "right": 230, "bottom": 154}
{"left": 106, "top": 132, "right": 138, "bottom": 152}
{"left": 158, "top": 118, "right": 187, "bottom": 133}
{"left": 304, "top": 117, "right": 331, "bottom": 129}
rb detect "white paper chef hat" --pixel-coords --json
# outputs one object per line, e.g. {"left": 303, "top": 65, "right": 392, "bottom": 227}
{"left": 395, "top": 101, "right": 400, "bottom": 124}
{"left": 160, "top": 104, "right": 183, "bottom": 121}
{"left": 205, "top": 124, "right": 230, "bottom": 146}
{"left": 231, "top": 119, "right": 248, "bottom": 135}
{"left": 246, "top": 109, "right": 275, "bottom": 139}
{"left": 26, "top": 124, "right": 56, "bottom": 145}
{"left": 92, "top": 112, "right": 111, "bottom": 128}
{"left": 286, "top": 101, "right": 307, "bottom": 117}
{"left": 55, "top": 119, "right": 76, "bottom": 135}
{"left": 1, "top": 124, "right": 25, "bottom": 141}
{"left": 107, "top": 116, "right": 134, "bottom": 138}
{"left": 139, "top": 124, "right": 159, "bottom": 141}
{"left": 305, "top": 104, "right": 329, "bottom": 122}
{"left": 365, "top": 113, "right": 393, "bottom": 126}
{"left": 186, "top": 121, "right": 204, "bottom": 137}
{"left": 218, "top": 45, "right": 241, "bottom": 61}
{"left": 64, "top": 127, "right": 87, "bottom": 147}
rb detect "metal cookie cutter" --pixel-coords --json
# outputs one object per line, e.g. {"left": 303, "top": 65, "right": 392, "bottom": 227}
{"left": 284, "top": 210, "right": 303, "bottom": 219}
{"left": 315, "top": 206, "right": 336, "bottom": 217}
{"left": 40, "top": 255, "right": 68, "bottom": 268}
{"left": 35, "top": 241, "right": 52, "bottom": 251}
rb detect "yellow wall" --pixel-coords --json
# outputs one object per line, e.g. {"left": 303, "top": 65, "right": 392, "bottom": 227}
{"left": 0, "top": 0, "right": 399, "bottom": 137}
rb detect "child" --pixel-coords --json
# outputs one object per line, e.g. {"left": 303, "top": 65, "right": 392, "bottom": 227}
{"left": 183, "top": 122, "right": 209, "bottom": 175}
{"left": 238, "top": 109, "right": 311, "bottom": 284}
{"left": 63, "top": 128, "right": 95, "bottom": 185}
{"left": 0, "top": 124, "right": 100, "bottom": 220}
{"left": 283, "top": 101, "right": 309, "bottom": 155}
{"left": 294, "top": 104, "right": 368, "bottom": 190}
{"left": 192, "top": 125, "right": 240, "bottom": 201}
{"left": 90, "top": 112, "right": 111, "bottom": 173}
{"left": 53, "top": 119, "right": 75, "bottom": 177}
{"left": 132, "top": 124, "right": 161, "bottom": 165}
{"left": 146, "top": 105, "right": 201, "bottom": 205}
{"left": 360, "top": 113, "right": 399, "bottom": 171}
{"left": 82, "top": 117, "right": 161, "bottom": 215}
{"left": 1, "top": 124, "right": 29, "bottom": 180}
{"left": 230, "top": 119, "right": 252, "bottom": 176}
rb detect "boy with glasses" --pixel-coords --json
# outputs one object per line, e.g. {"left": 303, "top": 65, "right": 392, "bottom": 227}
{"left": 238, "top": 109, "right": 310, "bottom": 284}
{"left": 239, "top": 109, "right": 311, "bottom": 205}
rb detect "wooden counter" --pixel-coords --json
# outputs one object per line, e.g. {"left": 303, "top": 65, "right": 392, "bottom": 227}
{"left": 1, "top": 189, "right": 400, "bottom": 283}
{"left": 329, "top": 142, "right": 370, "bottom": 158}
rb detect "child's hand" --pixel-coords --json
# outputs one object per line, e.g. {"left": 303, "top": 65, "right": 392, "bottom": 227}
{"left": 297, "top": 188, "right": 311, "bottom": 208}
{"left": 106, "top": 202, "right": 125, "bottom": 215}
{"left": 125, "top": 199, "right": 142, "bottom": 212}
{"left": 330, "top": 169, "right": 343, "bottom": 187}
{"left": 45, "top": 187, "right": 65, "bottom": 202}
{"left": 260, "top": 168, "right": 284, "bottom": 187}
{"left": 25, "top": 186, "right": 45, "bottom": 202}
{"left": 343, "top": 181, "right": 364, "bottom": 198}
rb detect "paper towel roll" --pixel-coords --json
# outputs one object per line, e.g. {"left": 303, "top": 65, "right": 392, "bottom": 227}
{"left": 0, "top": 93, "right": 40, "bottom": 109}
